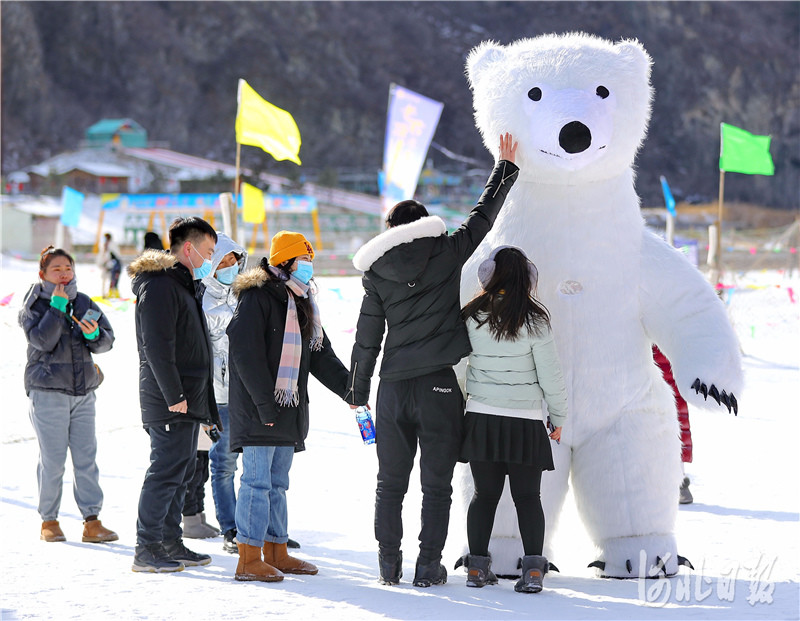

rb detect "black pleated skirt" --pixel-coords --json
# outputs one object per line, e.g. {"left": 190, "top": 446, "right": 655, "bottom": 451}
{"left": 459, "top": 410, "right": 555, "bottom": 470}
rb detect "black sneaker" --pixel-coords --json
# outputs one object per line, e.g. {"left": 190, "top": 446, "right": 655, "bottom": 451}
{"left": 132, "top": 543, "right": 185, "bottom": 573}
{"left": 222, "top": 529, "right": 239, "bottom": 554}
{"left": 378, "top": 551, "right": 403, "bottom": 585}
{"left": 287, "top": 537, "right": 301, "bottom": 549}
{"left": 163, "top": 538, "right": 212, "bottom": 566}
{"left": 413, "top": 558, "right": 447, "bottom": 587}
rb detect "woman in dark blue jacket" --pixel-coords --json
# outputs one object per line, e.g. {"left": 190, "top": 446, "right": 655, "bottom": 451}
{"left": 19, "top": 246, "right": 117, "bottom": 544}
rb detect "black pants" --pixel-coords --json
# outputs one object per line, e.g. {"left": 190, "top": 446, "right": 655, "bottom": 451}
{"left": 109, "top": 258, "right": 121, "bottom": 290}
{"left": 136, "top": 422, "right": 198, "bottom": 545}
{"left": 374, "top": 368, "right": 463, "bottom": 563}
{"left": 467, "top": 461, "right": 545, "bottom": 557}
{"left": 183, "top": 450, "right": 209, "bottom": 516}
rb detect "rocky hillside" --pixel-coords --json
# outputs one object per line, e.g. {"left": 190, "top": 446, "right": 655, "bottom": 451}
{"left": 2, "top": 1, "right": 798, "bottom": 208}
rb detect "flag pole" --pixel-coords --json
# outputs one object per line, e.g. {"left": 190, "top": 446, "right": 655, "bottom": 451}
{"left": 233, "top": 141, "right": 242, "bottom": 244}
{"left": 714, "top": 168, "right": 725, "bottom": 285}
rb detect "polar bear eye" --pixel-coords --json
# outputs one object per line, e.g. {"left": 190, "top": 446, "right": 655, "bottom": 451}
{"left": 596, "top": 85, "right": 610, "bottom": 99}
{"left": 527, "top": 87, "right": 542, "bottom": 102}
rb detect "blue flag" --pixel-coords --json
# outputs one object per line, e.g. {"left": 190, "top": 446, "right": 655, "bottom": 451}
{"left": 660, "top": 176, "right": 676, "bottom": 217}
{"left": 60, "top": 186, "right": 84, "bottom": 227}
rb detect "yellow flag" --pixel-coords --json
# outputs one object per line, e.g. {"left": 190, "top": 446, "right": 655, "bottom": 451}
{"left": 242, "top": 182, "right": 265, "bottom": 223}
{"left": 236, "top": 79, "right": 302, "bottom": 165}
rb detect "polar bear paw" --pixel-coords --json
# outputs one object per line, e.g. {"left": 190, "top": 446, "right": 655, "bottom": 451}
{"left": 691, "top": 378, "right": 738, "bottom": 415}
{"left": 588, "top": 534, "right": 693, "bottom": 579}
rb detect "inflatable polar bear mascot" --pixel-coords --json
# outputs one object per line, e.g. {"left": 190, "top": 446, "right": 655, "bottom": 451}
{"left": 456, "top": 33, "right": 743, "bottom": 579}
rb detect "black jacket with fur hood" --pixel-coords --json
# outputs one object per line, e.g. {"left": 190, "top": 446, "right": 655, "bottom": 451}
{"left": 129, "top": 250, "right": 219, "bottom": 429}
{"left": 346, "top": 160, "right": 519, "bottom": 405}
{"left": 226, "top": 266, "right": 350, "bottom": 452}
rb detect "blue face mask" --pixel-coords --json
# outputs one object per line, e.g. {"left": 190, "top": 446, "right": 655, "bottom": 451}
{"left": 293, "top": 260, "right": 314, "bottom": 284}
{"left": 215, "top": 263, "right": 240, "bottom": 285}
{"left": 190, "top": 244, "right": 213, "bottom": 281}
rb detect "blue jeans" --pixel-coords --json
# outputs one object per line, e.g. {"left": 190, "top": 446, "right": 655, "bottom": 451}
{"left": 235, "top": 445, "right": 293, "bottom": 547}
{"left": 209, "top": 404, "right": 239, "bottom": 532}
{"left": 28, "top": 390, "right": 103, "bottom": 521}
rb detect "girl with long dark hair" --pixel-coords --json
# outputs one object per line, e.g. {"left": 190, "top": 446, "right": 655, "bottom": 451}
{"left": 458, "top": 246, "right": 567, "bottom": 594}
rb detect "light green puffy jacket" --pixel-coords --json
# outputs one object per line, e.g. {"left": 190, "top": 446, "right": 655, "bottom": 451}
{"left": 465, "top": 316, "right": 568, "bottom": 427}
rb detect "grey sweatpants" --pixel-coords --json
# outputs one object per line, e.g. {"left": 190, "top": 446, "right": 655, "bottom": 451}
{"left": 28, "top": 390, "right": 103, "bottom": 521}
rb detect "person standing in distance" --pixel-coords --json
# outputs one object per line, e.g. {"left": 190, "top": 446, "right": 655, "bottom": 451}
{"left": 128, "top": 217, "right": 221, "bottom": 573}
{"left": 346, "top": 133, "right": 519, "bottom": 587}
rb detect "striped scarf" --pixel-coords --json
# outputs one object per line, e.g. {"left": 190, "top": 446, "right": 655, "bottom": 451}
{"left": 268, "top": 266, "right": 324, "bottom": 407}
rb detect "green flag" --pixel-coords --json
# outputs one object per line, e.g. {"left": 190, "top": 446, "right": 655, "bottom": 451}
{"left": 719, "top": 123, "right": 774, "bottom": 175}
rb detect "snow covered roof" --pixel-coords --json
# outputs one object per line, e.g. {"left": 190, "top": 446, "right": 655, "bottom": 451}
{"left": 1, "top": 194, "right": 63, "bottom": 217}
{"left": 22, "top": 150, "right": 127, "bottom": 178}
{"left": 121, "top": 147, "right": 239, "bottom": 179}
{"left": 13, "top": 147, "right": 240, "bottom": 183}
{"left": 6, "top": 171, "right": 30, "bottom": 183}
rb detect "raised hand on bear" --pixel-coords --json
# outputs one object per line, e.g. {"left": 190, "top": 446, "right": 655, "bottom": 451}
{"left": 499, "top": 132, "right": 518, "bottom": 164}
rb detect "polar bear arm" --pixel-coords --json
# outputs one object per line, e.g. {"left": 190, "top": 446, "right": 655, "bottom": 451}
{"left": 347, "top": 275, "right": 386, "bottom": 405}
{"left": 530, "top": 327, "right": 569, "bottom": 427}
{"left": 639, "top": 231, "right": 743, "bottom": 407}
{"left": 448, "top": 160, "right": 520, "bottom": 265}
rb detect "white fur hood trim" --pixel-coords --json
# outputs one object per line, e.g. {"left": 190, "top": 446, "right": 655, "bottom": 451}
{"left": 353, "top": 216, "right": 447, "bottom": 272}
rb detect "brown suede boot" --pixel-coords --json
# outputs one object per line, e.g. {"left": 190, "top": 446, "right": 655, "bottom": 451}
{"left": 263, "top": 541, "right": 318, "bottom": 575}
{"left": 82, "top": 519, "right": 119, "bottom": 543}
{"left": 41, "top": 520, "right": 66, "bottom": 542}
{"left": 235, "top": 543, "right": 284, "bottom": 582}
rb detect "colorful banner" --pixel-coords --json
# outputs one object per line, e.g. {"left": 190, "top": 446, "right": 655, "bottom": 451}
{"left": 60, "top": 186, "right": 84, "bottom": 227}
{"left": 381, "top": 84, "right": 443, "bottom": 214}
{"left": 235, "top": 193, "right": 318, "bottom": 215}
{"left": 266, "top": 194, "right": 318, "bottom": 214}
{"left": 236, "top": 79, "right": 302, "bottom": 165}
{"left": 101, "top": 191, "right": 318, "bottom": 219}
{"left": 101, "top": 193, "right": 222, "bottom": 210}
{"left": 719, "top": 123, "right": 774, "bottom": 176}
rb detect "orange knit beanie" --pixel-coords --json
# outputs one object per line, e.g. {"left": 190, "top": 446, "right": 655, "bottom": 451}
{"left": 269, "top": 231, "right": 315, "bottom": 266}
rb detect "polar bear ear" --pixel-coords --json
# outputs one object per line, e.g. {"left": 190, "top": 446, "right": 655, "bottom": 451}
{"left": 615, "top": 39, "right": 653, "bottom": 80}
{"left": 466, "top": 40, "right": 506, "bottom": 87}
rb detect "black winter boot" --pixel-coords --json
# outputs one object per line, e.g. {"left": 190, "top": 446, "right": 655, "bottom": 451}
{"left": 378, "top": 550, "right": 403, "bottom": 585}
{"left": 514, "top": 555, "right": 548, "bottom": 593}
{"left": 413, "top": 557, "right": 447, "bottom": 587}
{"left": 455, "top": 554, "right": 498, "bottom": 588}
{"left": 163, "top": 538, "right": 212, "bottom": 566}
{"left": 132, "top": 543, "right": 184, "bottom": 573}
{"left": 222, "top": 528, "right": 238, "bottom": 554}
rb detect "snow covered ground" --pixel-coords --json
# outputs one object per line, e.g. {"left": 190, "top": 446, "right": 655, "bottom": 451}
{"left": 1, "top": 255, "right": 798, "bottom": 620}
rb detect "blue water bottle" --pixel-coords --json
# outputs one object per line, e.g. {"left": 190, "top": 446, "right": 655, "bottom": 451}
{"left": 355, "top": 406, "right": 376, "bottom": 445}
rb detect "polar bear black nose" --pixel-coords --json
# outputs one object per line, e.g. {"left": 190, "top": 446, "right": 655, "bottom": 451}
{"left": 559, "top": 121, "right": 592, "bottom": 154}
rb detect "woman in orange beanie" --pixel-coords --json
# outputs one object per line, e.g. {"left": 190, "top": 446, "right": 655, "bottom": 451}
{"left": 226, "top": 231, "right": 351, "bottom": 582}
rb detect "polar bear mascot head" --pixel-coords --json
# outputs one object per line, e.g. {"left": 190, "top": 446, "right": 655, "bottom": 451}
{"left": 467, "top": 32, "right": 652, "bottom": 185}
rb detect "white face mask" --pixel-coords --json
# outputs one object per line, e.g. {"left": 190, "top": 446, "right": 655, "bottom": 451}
{"left": 190, "top": 244, "right": 213, "bottom": 280}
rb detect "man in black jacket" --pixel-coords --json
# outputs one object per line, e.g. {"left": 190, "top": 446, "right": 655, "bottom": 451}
{"left": 129, "top": 217, "right": 220, "bottom": 573}
{"left": 347, "top": 133, "right": 518, "bottom": 586}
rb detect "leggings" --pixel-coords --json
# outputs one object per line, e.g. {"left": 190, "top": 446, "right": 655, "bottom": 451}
{"left": 467, "top": 460, "right": 544, "bottom": 557}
